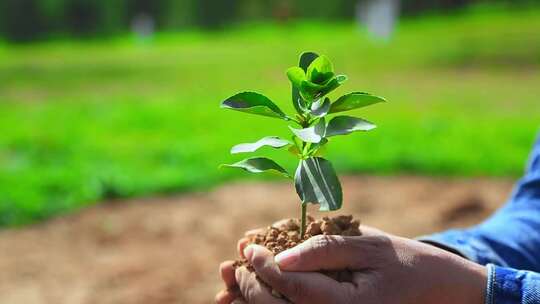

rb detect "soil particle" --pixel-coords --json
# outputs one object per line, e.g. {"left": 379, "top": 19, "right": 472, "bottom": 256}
{"left": 236, "top": 215, "right": 361, "bottom": 259}
{"left": 233, "top": 215, "right": 362, "bottom": 300}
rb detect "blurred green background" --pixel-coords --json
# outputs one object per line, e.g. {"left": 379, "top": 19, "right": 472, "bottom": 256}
{"left": 0, "top": 0, "right": 539, "bottom": 226}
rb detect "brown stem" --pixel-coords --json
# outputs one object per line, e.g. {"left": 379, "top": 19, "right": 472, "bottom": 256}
{"left": 300, "top": 203, "right": 307, "bottom": 239}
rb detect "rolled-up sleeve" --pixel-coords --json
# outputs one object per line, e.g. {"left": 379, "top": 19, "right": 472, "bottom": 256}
{"left": 486, "top": 265, "right": 540, "bottom": 304}
{"left": 419, "top": 133, "right": 540, "bottom": 303}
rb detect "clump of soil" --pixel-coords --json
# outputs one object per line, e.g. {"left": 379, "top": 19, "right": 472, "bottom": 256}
{"left": 234, "top": 215, "right": 362, "bottom": 299}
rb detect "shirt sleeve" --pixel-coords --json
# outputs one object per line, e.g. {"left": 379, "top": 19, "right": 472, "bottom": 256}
{"left": 419, "top": 133, "right": 540, "bottom": 304}
{"left": 485, "top": 264, "right": 540, "bottom": 304}
{"left": 419, "top": 133, "right": 540, "bottom": 271}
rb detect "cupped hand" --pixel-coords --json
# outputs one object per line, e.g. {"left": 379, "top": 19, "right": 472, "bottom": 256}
{"left": 216, "top": 226, "right": 267, "bottom": 304}
{"left": 217, "top": 226, "right": 487, "bottom": 304}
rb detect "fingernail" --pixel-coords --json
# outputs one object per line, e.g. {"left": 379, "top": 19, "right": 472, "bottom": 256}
{"left": 274, "top": 248, "right": 299, "bottom": 268}
{"left": 243, "top": 245, "right": 255, "bottom": 261}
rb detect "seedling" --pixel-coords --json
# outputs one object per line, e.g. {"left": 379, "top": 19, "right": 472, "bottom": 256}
{"left": 221, "top": 52, "right": 386, "bottom": 238}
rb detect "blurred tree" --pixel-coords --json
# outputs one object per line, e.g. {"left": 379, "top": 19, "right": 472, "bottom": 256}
{"left": 0, "top": 0, "right": 45, "bottom": 42}
{"left": 401, "top": 0, "right": 473, "bottom": 15}
{"left": 64, "top": 0, "right": 101, "bottom": 35}
{"left": 237, "top": 0, "right": 272, "bottom": 22}
{"left": 195, "top": 0, "right": 240, "bottom": 28}
{"left": 293, "top": 0, "right": 357, "bottom": 20}
{"left": 0, "top": 0, "right": 537, "bottom": 42}
{"left": 162, "top": 0, "right": 197, "bottom": 29}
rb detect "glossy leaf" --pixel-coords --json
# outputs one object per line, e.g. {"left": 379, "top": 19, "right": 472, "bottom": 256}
{"left": 326, "top": 116, "right": 376, "bottom": 137}
{"left": 222, "top": 92, "right": 287, "bottom": 120}
{"left": 289, "top": 118, "right": 326, "bottom": 143}
{"left": 221, "top": 157, "right": 291, "bottom": 178}
{"left": 299, "top": 80, "right": 323, "bottom": 101}
{"left": 292, "top": 52, "right": 319, "bottom": 114}
{"left": 287, "top": 67, "right": 306, "bottom": 88}
{"left": 329, "top": 92, "right": 386, "bottom": 114}
{"left": 318, "top": 77, "right": 341, "bottom": 97}
{"left": 231, "top": 136, "right": 290, "bottom": 154}
{"left": 299, "top": 52, "right": 319, "bottom": 70}
{"left": 310, "top": 98, "right": 331, "bottom": 117}
{"left": 307, "top": 55, "right": 335, "bottom": 85}
{"left": 294, "top": 157, "right": 343, "bottom": 211}
{"left": 300, "top": 77, "right": 341, "bottom": 101}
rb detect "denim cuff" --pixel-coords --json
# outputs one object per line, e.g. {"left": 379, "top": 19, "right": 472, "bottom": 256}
{"left": 486, "top": 264, "right": 540, "bottom": 304}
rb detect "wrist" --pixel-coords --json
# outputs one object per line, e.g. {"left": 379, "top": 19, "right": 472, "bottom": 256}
{"left": 431, "top": 251, "right": 487, "bottom": 304}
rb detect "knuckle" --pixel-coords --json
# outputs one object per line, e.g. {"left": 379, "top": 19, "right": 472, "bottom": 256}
{"left": 359, "top": 235, "right": 393, "bottom": 265}
{"left": 250, "top": 251, "right": 267, "bottom": 269}
{"left": 239, "top": 273, "right": 259, "bottom": 303}
{"left": 245, "top": 286, "right": 258, "bottom": 303}
{"left": 309, "top": 235, "right": 345, "bottom": 257}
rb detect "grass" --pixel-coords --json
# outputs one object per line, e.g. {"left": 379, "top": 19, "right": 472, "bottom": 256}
{"left": 1, "top": 7, "right": 540, "bottom": 226}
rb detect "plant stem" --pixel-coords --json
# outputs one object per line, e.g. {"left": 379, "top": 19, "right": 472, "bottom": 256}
{"left": 300, "top": 202, "right": 307, "bottom": 239}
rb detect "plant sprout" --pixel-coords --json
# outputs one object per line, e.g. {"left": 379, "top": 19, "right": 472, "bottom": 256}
{"left": 221, "top": 52, "right": 386, "bottom": 238}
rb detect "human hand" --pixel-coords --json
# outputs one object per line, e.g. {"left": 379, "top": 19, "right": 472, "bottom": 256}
{"left": 216, "top": 220, "right": 301, "bottom": 304}
{"left": 217, "top": 227, "right": 487, "bottom": 304}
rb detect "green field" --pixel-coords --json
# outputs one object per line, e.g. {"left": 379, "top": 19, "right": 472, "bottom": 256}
{"left": 1, "top": 7, "right": 540, "bottom": 226}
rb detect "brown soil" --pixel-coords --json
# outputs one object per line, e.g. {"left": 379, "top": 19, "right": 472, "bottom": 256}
{"left": 0, "top": 175, "right": 514, "bottom": 304}
{"left": 240, "top": 215, "right": 361, "bottom": 257}
{"left": 234, "top": 215, "right": 362, "bottom": 301}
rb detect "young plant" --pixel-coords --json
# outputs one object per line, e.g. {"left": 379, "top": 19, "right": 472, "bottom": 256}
{"left": 221, "top": 52, "right": 386, "bottom": 238}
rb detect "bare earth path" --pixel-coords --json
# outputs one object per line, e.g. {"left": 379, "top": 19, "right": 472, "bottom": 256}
{"left": 0, "top": 176, "right": 514, "bottom": 304}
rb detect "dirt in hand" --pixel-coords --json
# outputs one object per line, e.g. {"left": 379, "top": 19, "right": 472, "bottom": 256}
{"left": 233, "top": 214, "right": 362, "bottom": 298}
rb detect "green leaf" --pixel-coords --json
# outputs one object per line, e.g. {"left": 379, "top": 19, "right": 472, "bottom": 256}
{"left": 307, "top": 55, "right": 335, "bottom": 85}
{"left": 292, "top": 52, "right": 319, "bottom": 114}
{"left": 294, "top": 157, "right": 343, "bottom": 211}
{"left": 287, "top": 67, "right": 306, "bottom": 88}
{"left": 300, "top": 77, "right": 342, "bottom": 101}
{"left": 326, "top": 116, "right": 376, "bottom": 137}
{"left": 329, "top": 92, "right": 386, "bottom": 114}
{"left": 299, "top": 52, "right": 319, "bottom": 70}
{"left": 222, "top": 92, "right": 287, "bottom": 120}
{"left": 336, "top": 75, "right": 348, "bottom": 84}
{"left": 299, "top": 80, "right": 324, "bottom": 101}
{"left": 318, "top": 77, "right": 341, "bottom": 97}
{"left": 221, "top": 157, "right": 291, "bottom": 178}
{"left": 289, "top": 118, "right": 326, "bottom": 143}
{"left": 231, "top": 136, "right": 290, "bottom": 154}
{"left": 310, "top": 98, "right": 331, "bottom": 117}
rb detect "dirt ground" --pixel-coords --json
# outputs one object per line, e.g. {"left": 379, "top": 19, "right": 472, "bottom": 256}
{"left": 0, "top": 175, "right": 515, "bottom": 304}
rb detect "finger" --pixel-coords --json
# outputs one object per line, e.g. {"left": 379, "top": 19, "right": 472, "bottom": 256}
{"left": 245, "top": 228, "right": 264, "bottom": 238}
{"left": 237, "top": 238, "right": 251, "bottom": 258}
{"left": 359, "top": 225, "right": 385, "bottom": 237}
{"left": 274, "top": 234, "right": 390, "bottom": 271}
{"left": 231, "top": 299, "right": 247, "bottom": 304}
{"left": 215, "top": 289, "right": 241, "bottom": 304}
{"left": 220, "top": 261, "right": 238, "bottom": 289}
{"left": 244, "top": 245, "right": 351, "bottom": 304}
{"left": 235, "top": 267, "right": 286, "bottom": 304}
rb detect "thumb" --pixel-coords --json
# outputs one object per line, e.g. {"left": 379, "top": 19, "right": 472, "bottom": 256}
{"left": 274, "top": 235, "right": 390, "bottom": 272}
{"left": 243, "top": 244, "right": 350, "bottom": 304}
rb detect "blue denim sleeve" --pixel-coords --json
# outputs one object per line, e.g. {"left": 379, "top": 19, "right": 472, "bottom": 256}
{"left": 485, "top": 264, "right": 540, "bottom": 304}
{"left": 419, "top": 134, "right": 540, "bottom": 303}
